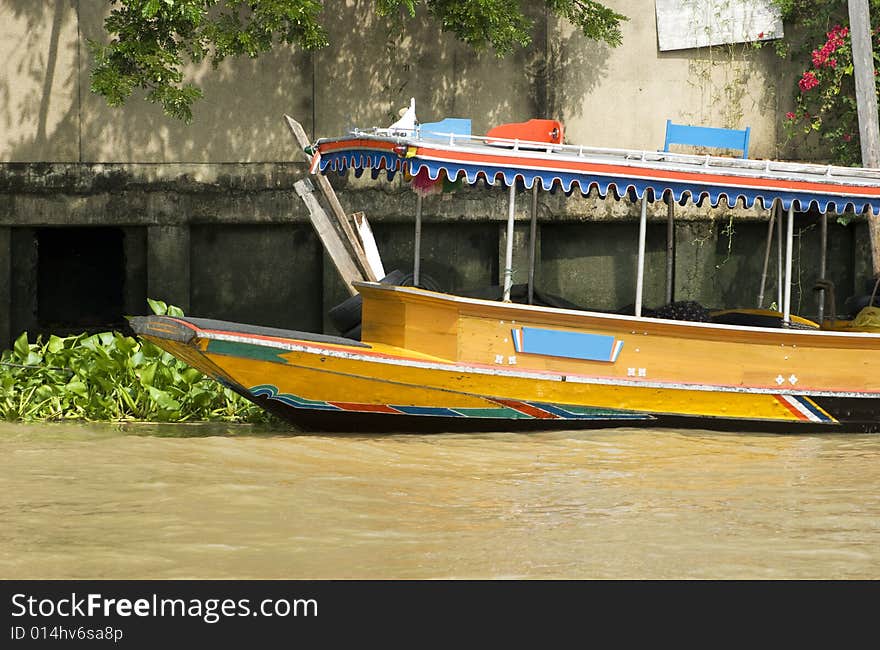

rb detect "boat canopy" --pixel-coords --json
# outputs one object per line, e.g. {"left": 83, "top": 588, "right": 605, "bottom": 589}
{"left": 314, "top": 130, "right": 880, "bottom": 216}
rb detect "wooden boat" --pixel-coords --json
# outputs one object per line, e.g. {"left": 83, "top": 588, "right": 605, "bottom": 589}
{"left": 131, "top": 111, "right": 880, "bottom": 433}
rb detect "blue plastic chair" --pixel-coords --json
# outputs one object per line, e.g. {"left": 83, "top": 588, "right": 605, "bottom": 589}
{"left": 663, "top": 119, "right": 750, "bottom": 158}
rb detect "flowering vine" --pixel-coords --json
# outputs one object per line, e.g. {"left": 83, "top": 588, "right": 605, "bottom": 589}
{"left": 779, "top": 6, "right": 880, "bottom": 166}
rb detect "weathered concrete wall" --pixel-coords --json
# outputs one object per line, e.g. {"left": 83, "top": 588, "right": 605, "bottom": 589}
{"left": 1, "top": 0, "right": 313, "bottom": 163}
{"left": 3, "top": 0, "right": 794, "bottom": 163}
{"left": 552, "top": 0, "right": 783, "bottom": 158}
{"left": 0, "top": 1, "right": 80, "bottom": 162}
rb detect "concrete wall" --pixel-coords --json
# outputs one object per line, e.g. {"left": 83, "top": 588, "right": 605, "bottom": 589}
{"left": 552, "top": 0, "right": 783, "bottom": 159}
{"left": 0, "top": 0, "right": 873, "bottom": 348}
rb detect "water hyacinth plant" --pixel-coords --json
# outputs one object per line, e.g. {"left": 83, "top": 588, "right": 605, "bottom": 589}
{"left": 772, "top": 0, "right": 880, "bottom": 165}
{"left": 0, "top": 300, "right": 274, "bottom": 423}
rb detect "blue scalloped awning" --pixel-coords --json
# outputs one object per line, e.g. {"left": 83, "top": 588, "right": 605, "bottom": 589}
{"left": 317, "top": 147, "right": 880, "bottom": 216}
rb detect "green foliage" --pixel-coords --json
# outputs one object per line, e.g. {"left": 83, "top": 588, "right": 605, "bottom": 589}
{"left": 90, "top": 0, "right": 329, "bottom": 122}
{"left": 90, "top": 0, "right": 626, "bottom": 122}
{"left": 769, "top": 0, "right": 880, "bottom": 165}
{"left": 0, "top": 300, "right": 274, "bottom": 424}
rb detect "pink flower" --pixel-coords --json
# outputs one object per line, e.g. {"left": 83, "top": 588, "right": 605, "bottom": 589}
{"left": 799, "top": 71, "right": 819, "bottom": 92}
{"left": 785, "top": 111, "right": 796, "bottom": 120}
{"left": 843, "top": 133, "right": 853, "bottom": 142}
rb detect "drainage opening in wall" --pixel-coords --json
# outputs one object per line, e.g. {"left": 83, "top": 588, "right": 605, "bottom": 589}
{"left": 37, "top": 227, "right": 126, "bottom": 335}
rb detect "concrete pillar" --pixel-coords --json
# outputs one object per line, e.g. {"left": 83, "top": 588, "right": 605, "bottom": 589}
{"left": 0, "top": 227, "right": 10, "bottom": 350}
{"left": 147, "top": 225, "right": 190, "bottom": 312}
{"left": 674, "top": 221, "right": 718, "bottom": 305}
{"left": 123, "top": 227, "right": 148, "bottom": 318}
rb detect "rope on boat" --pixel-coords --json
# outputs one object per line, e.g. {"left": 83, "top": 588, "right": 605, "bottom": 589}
{"left": 855, "top": 278, "right": 880, "bottom": 329}
{"left": 852, "top": 306, "right": 880, "bottom": 329}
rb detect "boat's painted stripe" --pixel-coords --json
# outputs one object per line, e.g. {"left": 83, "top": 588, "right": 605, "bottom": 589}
{"left": 776, "top": 395, "right": 810, "bottom": 421}
{"left": 512, "top": 326, "right": 622, "bottom": 362}
{"left": 249, "top": 385, "right": 652, "bottom": 421}
{"left": 611, "top": 339, "right": 625, "bottom": 362}
{"left": 207, "top": 335, "right": 880, "bottom": 400}
{"left": 533, "top": 403, "right": 649, "bottom": 419}
{"left": 799, "top": 397, "right": 835, "bottom": 422}
{"left": 775, "top": 395, "right": 836, "bottom": 423}
{"left": 494, "top": 398, "right": 559, "bottom": 419}
{"left": 250, "top": 384, "right": 341, "bottom": 410}
{"left": 328, "top": 402, "right": 402, "bottom": 414}
{"left": 512, "top": 328, "right": 523, "bottom": 352}
{"left": 392, "top": 406, "right": 462, "bottom": 417}
{"left": 207, "top": 339, "right": 289, "bottom": 363}
{"left": 453, "top": 406, "right": 533, "bottom": 419}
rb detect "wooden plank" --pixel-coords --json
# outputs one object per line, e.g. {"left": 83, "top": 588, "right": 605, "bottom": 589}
{"left": 283, "top": 115, "right": 378, "bottom": 282}
{"left": 847, "top": 0, "right": 880, "bottom": 277}
{"left": 295, "top": 179, "right": 361, "bottom": 296}
{"left": 351, "top": 211, "right": 386, "bottom": 280}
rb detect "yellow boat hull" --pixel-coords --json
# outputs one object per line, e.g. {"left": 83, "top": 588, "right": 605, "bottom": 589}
{"left": 131, "top": 283, "right": 880, "bottom": 433}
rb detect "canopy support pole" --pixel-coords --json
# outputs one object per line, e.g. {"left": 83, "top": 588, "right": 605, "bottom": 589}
{"left": 665, "top": 193, "right": 675, "bottom": 304}
{"left": 413, "top": 193, "right": 422, "bottom": 286}
{"left": 757, "top": 200, "right": 776, "bottom": 308}
{"left": 817, "top": 211, "right": 828, "bottom": 322}
{"left": 502, "top": 182, "right": 516, "bottom": 302}
{"left": 635, "top": 194, "right": 648, "bottom": 317}
{"left": 776, "top": 201, "right": 784, "bottom": 311}
{"left": 528, "top": 183, "right": 539, "bottom": 305}
{"left": 783, "top": 203, "right": 795, "bottom": 325}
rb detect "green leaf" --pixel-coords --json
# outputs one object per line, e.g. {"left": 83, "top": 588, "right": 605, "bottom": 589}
{"left": 148, "top": 386, "right": 181, "bottom": 410}
{"left": 142, "top": 0, "right": 161, "bottom": 19}
{"left": 46, "top": 335, "right": 66, "bottom": 354}
{"left": 65, "top": 380, "right": 88, "bottom": 398}
{"left": 147, "top": 298, "right": 168, "bottom": 315}
{"left": 139, "top": 362, "right": 158, "bottom": 387}
{"left": 13, "top": 332, "right": 29, "bottom": 360}
{"left": 25, "top": 351, "right": 43, "bottom": 366}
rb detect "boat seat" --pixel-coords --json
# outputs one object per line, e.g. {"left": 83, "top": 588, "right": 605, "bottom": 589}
{"left": 663, "top": 119, "right": 750, "bottom": 158}
{"left": 418, "top": 118, "right": 471, "bottom": 141}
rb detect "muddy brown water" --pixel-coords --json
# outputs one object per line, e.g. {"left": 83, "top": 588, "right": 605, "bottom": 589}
{"left": 2, "top": 421, "right": 878, "bottom": 579}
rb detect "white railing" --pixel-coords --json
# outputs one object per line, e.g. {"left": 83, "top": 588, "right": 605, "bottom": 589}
{"left": 346, "top": 126, "right": 880, "bottom": 185}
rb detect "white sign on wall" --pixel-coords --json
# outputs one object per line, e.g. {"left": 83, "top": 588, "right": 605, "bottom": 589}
{"left": 655, "top": 0, "right": 784, "bottom": 51}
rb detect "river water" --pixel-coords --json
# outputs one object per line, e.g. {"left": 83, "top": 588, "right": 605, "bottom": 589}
{"left": 1, "top": 421, "right": 878, "bottom": 580}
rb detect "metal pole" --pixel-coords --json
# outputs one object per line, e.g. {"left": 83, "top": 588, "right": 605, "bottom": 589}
{"left": 635, "top": 194, "right": 648, "bottom": 317}
{"left": 783, "top": 203, "right": 795, "bottom": 324}
{"left": 413, "top": 193, "right": 422, "bottom": 286}
{"left": 502, "top": 182, "right": 516, "bottom": 302}
{"left": 665, "top": 193, "right": 674, "bottom": 304}
{"left": 776, "top": 201, "right": 784, "bottom": 311}
{"left": 528, "top": 183, "right": 538, "bottom": 305}
{"left": 817, "top": 211, "right": 828, "bottom": 322}
{"left": 757, "top": 202, "right": 775, "bottom": 308}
